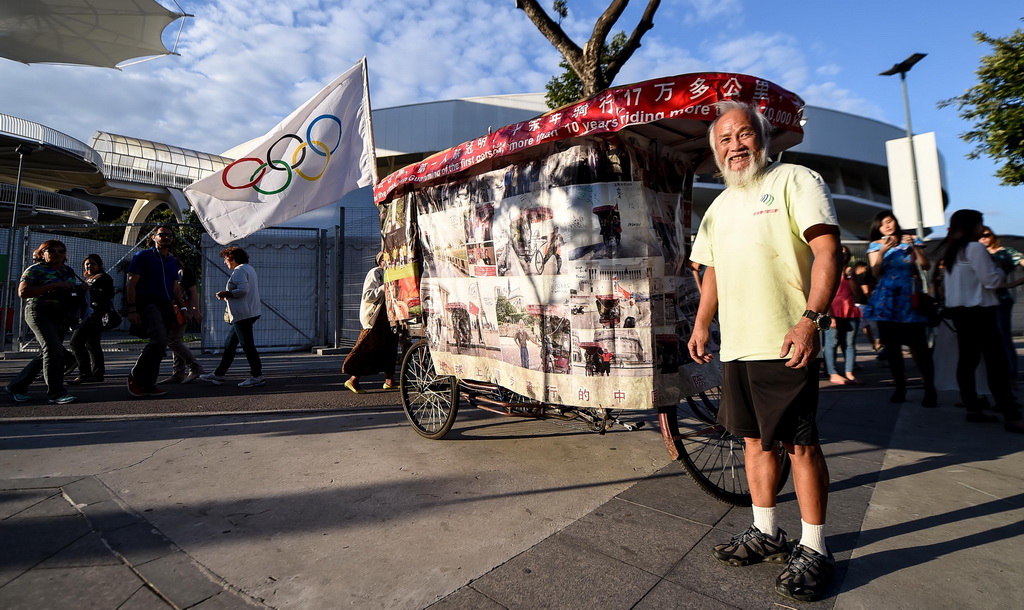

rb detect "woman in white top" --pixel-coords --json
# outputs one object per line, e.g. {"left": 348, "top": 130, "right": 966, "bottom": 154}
{"left": 342, "top": 252, "right": 398, "bottom": 393}
{"left": 941, "top": 210, "right": 1024, "bottom": 434}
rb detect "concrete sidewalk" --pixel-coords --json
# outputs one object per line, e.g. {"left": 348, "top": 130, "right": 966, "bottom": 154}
{"left": 1, "top": 349, "right": 1022, "bottom": 609}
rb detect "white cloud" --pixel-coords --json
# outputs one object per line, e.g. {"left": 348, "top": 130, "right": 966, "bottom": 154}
{"left": 815, "top": 64, "right": 842, "bottom": 77}
{"left": 682, "top": 0, "right": 743, "bottom": 24}
{"left": 800, "top": 83, "right": 884, "bottom": 120}
{"left": 0, "top": 0, "right": 559, "bottom": 156}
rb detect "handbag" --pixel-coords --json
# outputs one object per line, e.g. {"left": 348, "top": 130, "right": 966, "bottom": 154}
{"left": 910, "top": 261, "right": 942, "bottom": 327}
{"left": 101, "top": 310, "right": 122, "bottom": 330}
{"left": 910, "top": 291, "right": 942, "bottom": 327}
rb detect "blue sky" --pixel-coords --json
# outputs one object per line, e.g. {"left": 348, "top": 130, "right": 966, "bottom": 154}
{"left": 1, "top": 0, "right": 1021, "bottom": 235}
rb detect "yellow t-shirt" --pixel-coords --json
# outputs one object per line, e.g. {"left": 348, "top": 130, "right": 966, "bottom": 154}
{"left": 690, "top": 163, "right": 838, "bottom": 361}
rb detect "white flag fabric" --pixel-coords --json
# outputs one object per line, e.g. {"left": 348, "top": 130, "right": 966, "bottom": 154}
{"left": 186, "top": 58, "right": 376, "bottom": 244}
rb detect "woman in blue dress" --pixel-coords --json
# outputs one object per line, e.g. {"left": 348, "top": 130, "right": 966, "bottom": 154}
{"left": 864, "top": 212, "right": 937, "bottom": 407}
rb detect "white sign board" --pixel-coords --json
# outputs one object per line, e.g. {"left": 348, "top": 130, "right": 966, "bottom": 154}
{"left": 885, "top": 132, "right": 945, "bottom": 229}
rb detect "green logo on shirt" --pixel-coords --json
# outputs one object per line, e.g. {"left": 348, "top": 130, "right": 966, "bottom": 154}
{"left": 760, "top": 194, "right": 775, "bottom": 206}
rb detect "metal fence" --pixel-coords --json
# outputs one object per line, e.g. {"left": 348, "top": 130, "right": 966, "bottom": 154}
{"left": 1, "top": 209, "right": 384, "bottom": 356}
{"left": 2, "top": 222, "right": 1019, "bottom": 356}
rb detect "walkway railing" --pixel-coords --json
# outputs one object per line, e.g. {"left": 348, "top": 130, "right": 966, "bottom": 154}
{"left": 0, "top": 113, "right": 104, "bottom": 172}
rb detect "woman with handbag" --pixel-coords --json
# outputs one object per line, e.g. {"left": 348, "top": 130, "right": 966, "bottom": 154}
{"left": 3, "top": 240, "right": 81, "bottom": 404}
{"left": 69, "top": 254, "right": 114, "bottom": 384}
{"left": 863, "top": 212, "right": 937, "bottom": 407}
{"left": 342, "top": 253, "right": 398, "bottom": 393}
{"left": 825, "top": 245, "right": 862, "bottom": 385}
{"left": 941, "top": 210, "right": 1024, "bottom": 433}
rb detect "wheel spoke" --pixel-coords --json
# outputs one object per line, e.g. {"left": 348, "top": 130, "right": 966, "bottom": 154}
{"left": 400, "top": 340, "right": 459, "bottom": 439}
{"left": 666, "top": 390, "right": 790, "bottom": 506}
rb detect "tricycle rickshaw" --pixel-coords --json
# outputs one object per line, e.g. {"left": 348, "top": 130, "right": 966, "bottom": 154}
{"left": 373, "top": 72, "right": 802, "bottom": 506}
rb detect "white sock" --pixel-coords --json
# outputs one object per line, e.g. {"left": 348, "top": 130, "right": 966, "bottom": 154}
{"left": 752, "top": 505, "right": 778, "bottom": 537}
{"left": 800, "top": 519, "right": 828, "bottom": 556}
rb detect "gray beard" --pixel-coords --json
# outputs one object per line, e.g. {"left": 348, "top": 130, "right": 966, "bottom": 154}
{"left": 719, "top": 150, "right": 769, "bottom": 189}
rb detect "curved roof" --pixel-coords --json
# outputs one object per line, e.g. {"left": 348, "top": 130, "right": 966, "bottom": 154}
{"left": 91, "top": 131, "right": 232, "bottom": 190}
{"left": 0, "top": 112, "right": 106, "bottom": 192}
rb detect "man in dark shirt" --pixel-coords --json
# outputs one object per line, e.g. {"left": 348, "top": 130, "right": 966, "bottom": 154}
{"left": 124, "top": 225, "right": 189, "bottom": 397}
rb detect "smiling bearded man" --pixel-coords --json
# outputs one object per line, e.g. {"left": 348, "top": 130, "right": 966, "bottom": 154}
{"left": 687, "top": 100, "right": 843, "bottom": 603}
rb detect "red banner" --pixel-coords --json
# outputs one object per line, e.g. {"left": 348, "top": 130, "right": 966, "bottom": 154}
{"left": 374, "top": 72, "right": 804, "bottom": 204}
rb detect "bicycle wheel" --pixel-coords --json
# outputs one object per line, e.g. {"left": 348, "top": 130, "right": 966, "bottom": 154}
{"left": 659, "top": 388, "right": 791, "bottom": 506}
{"left": 400, "top": 339, "right": 459, "bottom": 439}
{"left": 533, "top": 250, "right": 545, "bottom": 274}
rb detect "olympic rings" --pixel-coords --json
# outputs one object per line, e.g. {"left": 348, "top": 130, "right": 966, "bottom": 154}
{"left": 221, "top": 113, "right": 343, "bottom": 193}
{"left": 267, "top": 134, "right": 305, "bottom": 171}
{"left": 294, "top": 140, "right": 331, "bottom": 181}
{"left": 306, "top": 114, "right": 342, "bottom": 156}
{"left": 252, "top": 159, "right": 292, "bottom": 196}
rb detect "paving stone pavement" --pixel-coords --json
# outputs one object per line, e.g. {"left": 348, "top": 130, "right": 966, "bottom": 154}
{"left": 0, "top": 476, "right": 260, "bottom": 609}
{"left": 1, "top": 347, "right": 1022, "bottom": 609}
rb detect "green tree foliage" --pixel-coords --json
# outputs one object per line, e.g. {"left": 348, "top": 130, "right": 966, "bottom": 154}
{"left": 74, "top": 205, "right": 205, "bottom": 282}
{"left": 546, "top": 31, "right": 627, "bottom": 109}
{"left": 939, "top": 23, "right": 1024, "bottom": 186}
{"left": 552, "top": 0, "right": 567, "bottom": 22}
{"left": 495, "top": 294, "right": 517, "bottom": 324}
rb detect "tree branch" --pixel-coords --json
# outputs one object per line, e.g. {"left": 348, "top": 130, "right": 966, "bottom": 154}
{"left": 587, "top": 0, "right": 631, "bottom": 65}
{"left": 516, "top": 0, "right": 584, "bottom": 70}
{"left": 605, "top": 0, "right": 660, "bottom": 83}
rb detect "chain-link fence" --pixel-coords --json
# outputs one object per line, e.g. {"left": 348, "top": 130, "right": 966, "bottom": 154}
{"left": 0, "top": 209, "right": 384, "bottom": 356}
{"left": 3, "top": 218, "right": 1018, "bottom": 357}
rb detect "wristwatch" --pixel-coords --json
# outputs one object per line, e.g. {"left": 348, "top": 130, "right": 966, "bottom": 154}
{"left": 802, "top": 310, "right": 832, "bottom": 331}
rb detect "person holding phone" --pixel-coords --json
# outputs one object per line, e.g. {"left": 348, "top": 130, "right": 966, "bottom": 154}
{"left": 863, "top": 212, "right": 937, "bottom": 407}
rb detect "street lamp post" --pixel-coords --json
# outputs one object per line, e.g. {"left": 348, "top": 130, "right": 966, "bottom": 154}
{"left": 1, "top": 144, "right": 37, "bottom": 351}
{"left": 880, "top": 53, "right": 927, "bottom": 240}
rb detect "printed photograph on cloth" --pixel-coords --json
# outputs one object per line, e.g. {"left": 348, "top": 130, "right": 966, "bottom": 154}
{"left": 380, "top": 134, "right": 721, "bottom": 409}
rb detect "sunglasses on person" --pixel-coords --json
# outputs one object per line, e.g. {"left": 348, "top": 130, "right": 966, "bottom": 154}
{"left": 45, "top": 248, "right": 66, "bottom": 254}
{"left": 156, "top": 232, "right": 175, "bottom": 238}
{"left": 981, "top": 232, "right": 993, "bottom": 238}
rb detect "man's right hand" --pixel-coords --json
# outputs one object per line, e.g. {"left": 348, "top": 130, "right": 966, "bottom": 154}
{"left": 126, "top": 312, "right": 140, "bottom": 325}
{"left": 687, "top": 326, "right": 714, "bottom": 364}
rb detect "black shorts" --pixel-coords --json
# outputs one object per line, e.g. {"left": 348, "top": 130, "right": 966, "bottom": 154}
{"left": 719, "top": 360, "right": 820, "bottom": 451}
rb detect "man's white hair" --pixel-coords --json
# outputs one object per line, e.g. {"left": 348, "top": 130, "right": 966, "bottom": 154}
{"left": 708, "top": 101, "right": 772, "bottom": 188}
{"left": 707, "top": 100, "right": 772, "bottom": 149}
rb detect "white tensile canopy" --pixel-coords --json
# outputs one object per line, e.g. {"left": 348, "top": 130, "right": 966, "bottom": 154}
{"left": 0, "top": 0, "right": 189, "bottom": 69}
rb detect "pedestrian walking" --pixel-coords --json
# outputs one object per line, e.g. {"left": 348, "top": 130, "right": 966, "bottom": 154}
{"left": 4, "top": 240, "right": 82, "bottom": 404}
{"left": 824, "top": 246, "right": 862, "bottom": 385}
{"left": 342, "top": 253, "right": 397, "bottom": 393}
{"left": 160, "top": 266, "right": 205, "bottom": 384}
{"left": 199, "top": 246, "right": 264, "bottom": 388}
{"left": 979, "top": 225, "right": 1024, "bottom": 387}
{"left": 125, "top": 225, "right": 190, "bottom": 398}
{"left": 687, "top": 100, "right": 842, "bottom": 603}
{"left": 940, "top": 210, "right": 1024, "bottom": 433}
{"left": 69, "top": 253, "right": 114, "bottom": 385}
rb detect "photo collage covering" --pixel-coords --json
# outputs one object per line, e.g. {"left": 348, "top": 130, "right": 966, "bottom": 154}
{"left": 380, "top": 134, "right": 721, "bottom": 410}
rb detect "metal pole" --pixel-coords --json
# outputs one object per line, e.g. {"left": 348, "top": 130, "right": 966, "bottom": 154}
{"left": 899, "top": 71, "right": 926, "bottom": 240}
{"left": 336, "top": 206, "right": 346, "bottom": 348}
{"left": 0, "top": 147, "right": 29, "bottom": 350}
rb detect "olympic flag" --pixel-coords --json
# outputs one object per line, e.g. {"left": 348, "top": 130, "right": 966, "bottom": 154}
{"left": 186, "top": 58, "right": 376, "bottom": 244}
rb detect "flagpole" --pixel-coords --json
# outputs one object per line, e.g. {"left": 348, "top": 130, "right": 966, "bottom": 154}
{"left": 360, "top": 56, "right": 379, "bottom": 186}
